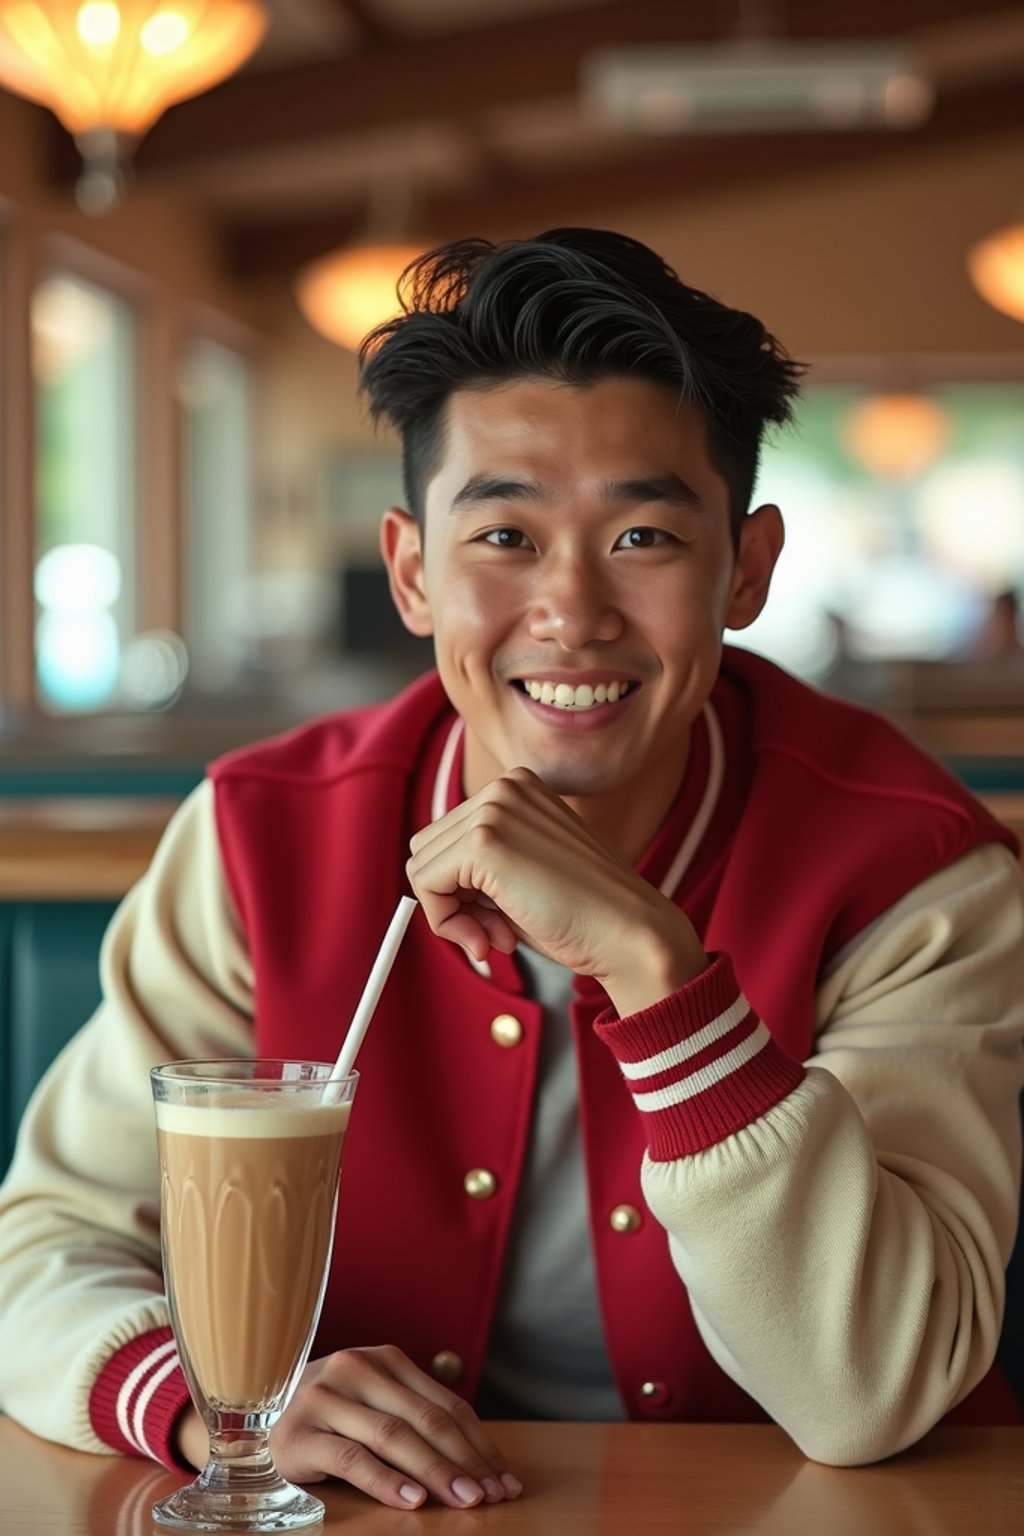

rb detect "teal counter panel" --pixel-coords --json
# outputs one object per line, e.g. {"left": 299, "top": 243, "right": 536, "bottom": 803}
{"left": 2, "top": 902, "right": 115, "bottom": 1175}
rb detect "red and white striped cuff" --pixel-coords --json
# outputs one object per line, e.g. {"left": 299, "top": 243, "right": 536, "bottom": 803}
{"left": 595, "top": 952, "right": 805, "bottom": 1160}
{"left": 88, "top": 1326, "right": 192, "bottom": 1471}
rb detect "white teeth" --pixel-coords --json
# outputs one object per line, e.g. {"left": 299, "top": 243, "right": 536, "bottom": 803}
{"left": 521, "top": 680, "right": 632, "bottom": 710}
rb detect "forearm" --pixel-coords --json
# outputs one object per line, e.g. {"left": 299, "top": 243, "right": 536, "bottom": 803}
{"left": 643, "top": 1068, "right": 1013, "bottom": 1463}
{"left": 596, "top": 846, "right": 1024, "bottom": 1462}
{"left": 0, "top": 782, "right": 254, "bottom": 1465}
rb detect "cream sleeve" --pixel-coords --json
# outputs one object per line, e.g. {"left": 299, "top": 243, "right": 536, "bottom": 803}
{"left": 0, "top": 780, "right": 253, "bottom": 1452}
{"left": 639, "top": 842, "right": 1024, "bottom": 1465}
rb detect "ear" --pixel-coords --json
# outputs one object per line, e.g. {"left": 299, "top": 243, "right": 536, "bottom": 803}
{"left": 725, "top": 503, "right": 785, "bottom": 631}
{"left": 380, "top": 507, "right": 434, "bottom": 638}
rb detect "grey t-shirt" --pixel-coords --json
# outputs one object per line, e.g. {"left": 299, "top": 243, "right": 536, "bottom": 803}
{"left": 477, "top": 945, "right": 624, "bottom": 1420}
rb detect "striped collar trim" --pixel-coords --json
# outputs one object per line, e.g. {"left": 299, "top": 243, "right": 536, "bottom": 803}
{"left": 429, "top": 700, "right": 723, "bottom": 911}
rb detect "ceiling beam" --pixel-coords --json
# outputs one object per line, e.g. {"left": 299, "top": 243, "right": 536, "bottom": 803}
{"left": 330, "top": 0, "right": 396, "bottom": 45}
{"left": 221, "top": 75, "right": 1024, "bottom": 278}
{"left": 129, "top": 0, "right": 1012, "bottom": 173}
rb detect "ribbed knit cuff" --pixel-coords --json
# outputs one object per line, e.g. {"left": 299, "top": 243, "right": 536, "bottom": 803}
{"left": 594, "top": 952, "right": 805, "bottom": 1160}
{"left": 88, "top": 1326, "right": 192, "bottom": 1471}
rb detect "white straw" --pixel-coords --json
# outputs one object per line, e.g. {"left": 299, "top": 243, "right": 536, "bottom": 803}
{"left": 324, "top": 896, "right": 418, "bottom": 1098}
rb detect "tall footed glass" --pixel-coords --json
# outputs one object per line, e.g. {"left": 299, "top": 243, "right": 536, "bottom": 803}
{"left": 150, "top": 1060, "right": 358, "bottom": 1532}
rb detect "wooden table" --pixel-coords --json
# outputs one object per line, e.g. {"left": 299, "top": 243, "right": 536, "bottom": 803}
{"left": 2, "top": 1417, "right": 1022, "bottom": 1535}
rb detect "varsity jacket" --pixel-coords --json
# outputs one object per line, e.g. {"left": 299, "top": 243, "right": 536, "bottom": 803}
{"left": 0, "top": 648, "right": 1022, "bottom": 1472}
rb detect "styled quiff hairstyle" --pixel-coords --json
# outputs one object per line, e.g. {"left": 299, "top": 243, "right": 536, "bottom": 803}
{"left": 358, "top": 228, "right": 805, "bottom": 538}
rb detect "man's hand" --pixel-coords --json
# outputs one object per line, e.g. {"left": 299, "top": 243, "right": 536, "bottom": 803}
{"left": 407, "top": 766, "right": 708, "bottom": 1015}
{"left": 175, "top": 1345, "right": 521, "bottom": 1509}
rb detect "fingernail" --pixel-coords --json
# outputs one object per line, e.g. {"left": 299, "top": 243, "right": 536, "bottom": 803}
{"left": 399, "top": 1484, "right": 425, "bottom": 1506}
{"left": 501, "top": 1472, "right": 523, "bottom": 1498}
{"left": 481, "top": 1476, "right": 503, "bottom": 1502}
{"left": 451, "top": 1476, "right": 485, "bottom": 1506}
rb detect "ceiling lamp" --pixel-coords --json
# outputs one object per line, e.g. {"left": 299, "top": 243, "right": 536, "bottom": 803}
{"left": 0, "top": 0, "right": 268, "bottom": 210}
{"left": 296, "top": 243, "right": 424, "bottom": 353}
{"left": 967, "top": 221, "right": 1024, "bottom": 324}
{"left": 841, "top": 393, "right": 952, "bottom": 481}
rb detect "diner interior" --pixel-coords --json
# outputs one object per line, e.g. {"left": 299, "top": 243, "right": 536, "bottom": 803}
{"left": 0, "top": 0, "right": 1023, "bottom": 1417}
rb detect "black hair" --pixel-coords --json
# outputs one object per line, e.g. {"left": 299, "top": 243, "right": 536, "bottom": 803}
{"left": 358, "top": 228, "right": 805, "bottom": 538}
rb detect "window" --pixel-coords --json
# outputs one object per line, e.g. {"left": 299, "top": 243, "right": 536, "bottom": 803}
{"left": 32, "top": 273, "right": 135, "bottom": 712}
{"left": 178, "top": 336, "right": 253, "bottom": 692}
{"left": 734, "top": 384, "right": 1024, "bottom": 684}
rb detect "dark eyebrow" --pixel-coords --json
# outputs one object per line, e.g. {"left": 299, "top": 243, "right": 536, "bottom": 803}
{"left": 602, "top": 474, "right": 704, "bottom": 510}
{"left": 449, "top": 471, "right": 704, "bottom": 514}
{"left": 450, "top": 474, "right": 543, "bottom": 511}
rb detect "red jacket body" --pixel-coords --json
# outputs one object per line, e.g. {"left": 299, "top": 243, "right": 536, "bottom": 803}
{"left": 210, "top": 647, "right": 1017, "bottom": 1424}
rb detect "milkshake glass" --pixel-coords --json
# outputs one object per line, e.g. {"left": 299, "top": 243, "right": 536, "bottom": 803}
{"left": 150, "top": 1060, "right": 357, "bottom": 1532}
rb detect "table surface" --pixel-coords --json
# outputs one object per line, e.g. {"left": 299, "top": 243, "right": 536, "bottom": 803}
{"left": 2, "top": 1417, "right": 1023, "bottom": 1535}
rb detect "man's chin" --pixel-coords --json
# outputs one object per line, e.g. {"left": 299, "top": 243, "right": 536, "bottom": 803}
{"left": 514, "top": 757, "right": 621, "bottom": 800}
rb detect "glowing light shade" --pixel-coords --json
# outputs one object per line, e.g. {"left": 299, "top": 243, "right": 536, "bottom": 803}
{"left": 0, "top": 1, "right": 267, "bottom": 135}
{"left": 841, "top": 393, "right": 952, "bottom": 480}
{"left": 0, "top": 1, "right": 268, "bottom": 133}
{"left": 967, "top": 221, "right": 1024, "bottom": 324}
{"left": 295, "top": 243, "right": 425, "bottom": 352}
{"left": 0, "top": 0, "right": 267, "bottom": 206}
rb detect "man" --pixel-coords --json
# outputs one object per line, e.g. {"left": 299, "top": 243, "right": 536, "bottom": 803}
{"left": 1, "top": 229, "right": 1022, "bottom": 1513}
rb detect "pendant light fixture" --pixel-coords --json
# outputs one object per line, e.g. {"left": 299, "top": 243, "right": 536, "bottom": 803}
{"left": 0, "top": 0, "right": 268, "bottom": 210}
{"left": 841, "top": 393, "right": 952, "bottom": 481}
{"left": 295, "top": 240, "right": 424, "bottom": 354}
{"left": 295, "top": 175, "right": 425, "bottom": 353}
{"left": 967, "top": 220, "right": 1024, "bottom": 325}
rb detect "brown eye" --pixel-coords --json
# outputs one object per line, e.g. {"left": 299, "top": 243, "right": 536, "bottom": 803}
{"left": 484, "top": 528, "right": 531, "bottom": 549}
{"left": 615, "top": 527, "right": 669, "bottom": 549}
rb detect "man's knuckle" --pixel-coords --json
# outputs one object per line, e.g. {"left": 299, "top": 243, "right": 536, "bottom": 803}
{"left": 303, "top": 1379, "right": 335, "bottom": 1415}
{"left": 367, "top": 1466, "right": 405, "bottom": 1502}
{"left": 414, "top": 1401, "right": 453, "bottom": 1439}
{"left": 447, "top": 1397, "right": 480, "bottom": 1434}
{"left": 323, "top": 1348, "right": 359, "bottom": 1379}
{"left": 373, "top": 1412, "right": 412, "bottom": 1452}
{"left": 468, "top": 816, "right": 502, "bottom": 851}
{"left": 419, "top": 1453, "right": 457, "bottom": 1487}
{"left": 330, "top": 1437, "right": 367, "bottom": 1480}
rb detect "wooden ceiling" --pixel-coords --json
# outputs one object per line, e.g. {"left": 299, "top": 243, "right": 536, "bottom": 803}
{"left": 42, "top": 0, "right": 1024, "bottom": 282}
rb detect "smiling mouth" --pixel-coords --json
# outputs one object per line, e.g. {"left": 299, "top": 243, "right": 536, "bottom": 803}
{"left": 513, "top": 679, "right": 639, "bottom": 711}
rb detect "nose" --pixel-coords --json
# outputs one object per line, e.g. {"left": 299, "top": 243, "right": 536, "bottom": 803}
{"left": 526, "top": 551, "right": 625, "bottom": 649}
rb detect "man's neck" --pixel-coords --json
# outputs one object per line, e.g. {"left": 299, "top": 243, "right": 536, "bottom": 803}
{"left": 560, "top": 749, "right": 692, "bottom": 867}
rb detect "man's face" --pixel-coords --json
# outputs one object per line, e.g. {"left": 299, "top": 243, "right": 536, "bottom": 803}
{"left": 382, "top": 376, "right": 782, "bottom": 832}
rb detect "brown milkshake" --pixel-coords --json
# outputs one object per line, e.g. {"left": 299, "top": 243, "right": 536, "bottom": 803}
{"left": 156, "top": 1097, "right": 350, "bottom": 1409}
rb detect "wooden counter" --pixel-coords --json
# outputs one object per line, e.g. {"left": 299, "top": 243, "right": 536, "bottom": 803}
{"left": 0, "top": 798, "right": 178, "bottom": 899}
{"left": 0, "top": 785, "right": 1020, "bottom": 905}
{"left": 1, "top": 1417, "right": 1022, "bottom": 1535}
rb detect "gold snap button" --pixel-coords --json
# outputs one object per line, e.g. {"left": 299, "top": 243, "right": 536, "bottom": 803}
{"left": 609, "top": 1203, "right": 642, "bottom": 1234}
{"left": 464, "top": 1167, "right": 498, "bottom": 1200}
{"left": 490, "top": 1013, "right": 523, "bottom": 1048}
{"left": 640, "top": 1380, "right": 670, "bottom": 1405}
{"left": 431, "top": 1350, "right": 464, "bottom": 1385}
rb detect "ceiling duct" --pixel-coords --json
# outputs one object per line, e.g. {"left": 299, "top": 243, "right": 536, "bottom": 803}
{"left": 582, "top": 41, "right": 935, "bottom": 134}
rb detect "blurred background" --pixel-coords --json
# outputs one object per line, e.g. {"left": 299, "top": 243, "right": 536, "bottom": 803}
{"left": 2, "top": 0, "right": 1023, "bottom": 1361}
{"left": 0, "top": 0, "right": 1022, "bottom": 767}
